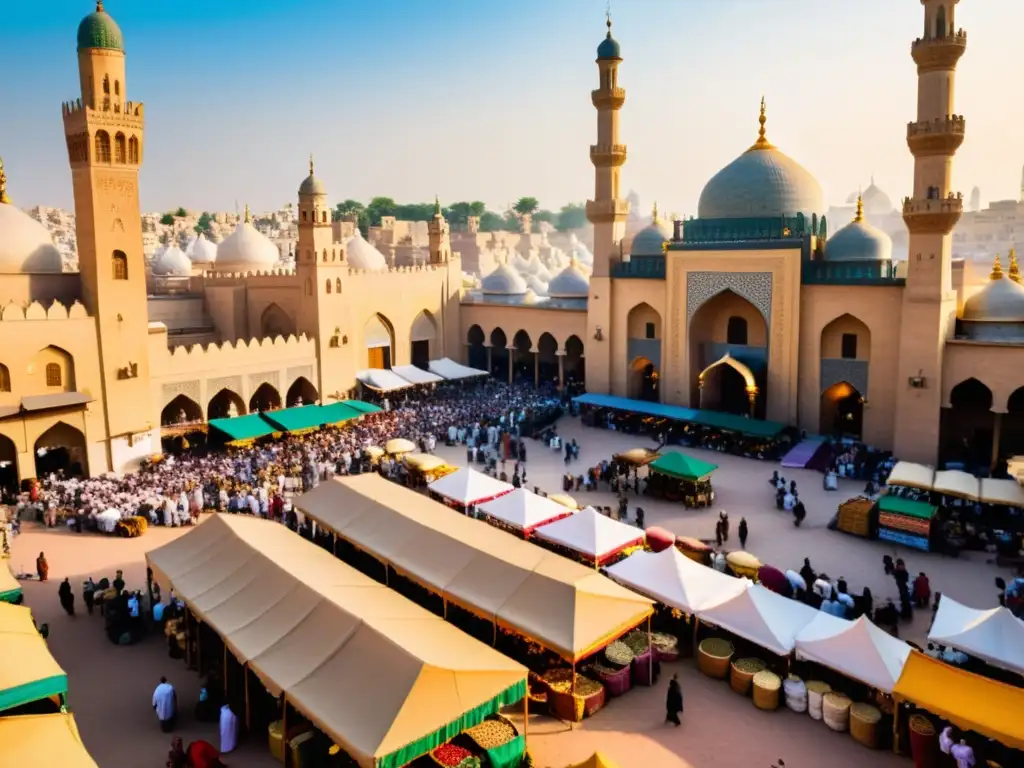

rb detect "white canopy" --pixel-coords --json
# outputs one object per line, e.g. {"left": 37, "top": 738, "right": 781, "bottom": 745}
{"left": 979, "top": 478, "right": 1024, "bottom": 507}
{"left": 928, "top": 595, "right": 1024, "bottom": 675}
{"left": 532, "top": 506, "right": 644, "bottom": 563}
{"left": 427, "top": 467, "right": 513, "bottom": 506}
{"left": 697, "top": 583, "right": 819, "bottom": 656}
{"left": 795, "top": 614, "right": 912, "bottom": 693}
{"left": 428, "top": 357, "right": 489, "bottom": 380}
{"left": 357, "top": 369, "right": 415, "bottom": 393}
{"left": 885, "top": 461, "right": 934, "bottom": 491}
{"left": 606, "top": 548, "right": 750, "bottom": 615}
{"left": 390, "top": 365, "right": 443, "bottom": 385}
{"left": 477, "top": 488, "right": 573, "bottom": 533}
{"left": 932, "top": 469, "right": 980, "bottom": 500}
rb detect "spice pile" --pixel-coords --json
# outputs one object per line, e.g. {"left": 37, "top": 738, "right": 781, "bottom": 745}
{"left": 430, "top": 744, "right": 480, "bottom": 768}
{"left": 603, "top": 641, "right": 634, "bottom": 667}
{"left": 466, "top": 719, "right": 517, "bottom": 750}
{"left": 651, "top": 632, "right": 678, "bottom": 655}
{"left": 542, "top": 668, "right": 603, "bottom": 697}
{"left": 621, "top": 631, "right": 651, "bottom": 655}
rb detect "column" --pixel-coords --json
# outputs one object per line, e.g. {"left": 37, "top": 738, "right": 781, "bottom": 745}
{"left": 747, "top": 387, "right": 758, "bottom": 418}
{"left": 533, "top": 349, "right": 540, "bottom": 388}
{"left": 991, "top": 411, "right": 1004, "bottom": 473}
{"left": 485, "top": 343, "right": 492, "bottom": 374}
{"left": 557, "top": 352, "right": 565, "bottom": 391}
{"left": 507, "top": 348, "right": 513, "bottom": 385}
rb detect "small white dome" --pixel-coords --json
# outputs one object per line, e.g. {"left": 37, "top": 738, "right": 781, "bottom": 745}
{"left": 962, "top": 273, "right": 1024, "bottom": 322}
{"left": 153, "top": 245, "right": 192, "bottom": 277}
{"left": 344, "top": 230, "right": 388, "bottom": 270}
{"left": 0, "top": 203, "right": 63, "bottom": 273}
{"left": 524, "top": 274, "right": 549, "bottom": 296}
{"left": 568, "top": 233, "right": 593, "bottom": 265}
{"left": 548, "top": 260, "right": 590, "bottom": 298}
{"left": 481, "top": 263, "right": 527, "bottom": 295}
{"left": 216, "top": 215, "right": 280, "bottom": 268}
{"left": 826, "top": 202, "right": 893, "bottom": 262}
{"left": 186, "top": 233, "right": 218, "bottom": 263}
{"left": 861, "top": 180, "right": 894, "bottom": 216}
{"left": 509, "top": 251, "right": 531, "bottom": 273}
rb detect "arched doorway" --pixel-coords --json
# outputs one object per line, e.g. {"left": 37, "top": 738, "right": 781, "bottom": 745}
{"left": 260, "top": 303, "right": 295, "bottom": 339}
{"left": 512, "top": 330, "right": 533, "bottom": 384}
{"left": 0, "top": 434, "right": 17, "bottom": 497}
{"left": 626, "top": 303, "right": 662, "bottom": 393}
{"left": 208, "top": 388, "right": 246, "bottom": 420}
{"left": 939, "top": 378, "right": 994, "bottom": 470}
{"left": 286, "top": 377, "right": 318, "bottom": 407}
{"left": 249, "top": 383, "right": 281, "bottom": 413}
{"left": 689, "top": 290, "right": 768, "bottom": 417}
{"left": 998, "top": 387, "right": 1024, "bottom": 469}
{"left": 697, "top": 354, "right": 757, "bottom": 416}
{"left": 490, "top": 328, "right": 509, "bottom": 382}
{"left": 820, "top": 382, "right": 864, "bottom": 439}
{"left": 466, "top": 325, "right": 487, "bottom": 371}
{"left": 629, "top": 356, "right": 659, "bottom": 402}
{"left": 410, "top": 311, "right": 437, "bottom": 369}
{"left": 564, "top": 335, "right": 585, "bottom": 389}
{"left": 34, "top": 421, "right": 87, "bottom": 479}
{"left": 365, "top": 314, "right": 394, "bottom": 369}
{"left": 161, "top": 394, "right": 203, "bottom": 426}
{"left": 538, "top": 333, "right": 559, "bottom": 387}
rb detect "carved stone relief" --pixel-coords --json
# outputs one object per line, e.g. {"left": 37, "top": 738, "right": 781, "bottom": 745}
{"left": 287, "top": 366, "right": 315, "bottom": 385}
{"left": 820, "top": 359, "right": 869, "bottom": 397}
{"left": 248, "top": 371, "right": 281, "bottom": 394}
{"left": 207, "top": 375, "right": 243, "bottom": 399}
{"left": 685, "top": 271, "right": 773, "bottom": 324}
{"left": 161, "top": 380, "right": 201, "bottom": 409}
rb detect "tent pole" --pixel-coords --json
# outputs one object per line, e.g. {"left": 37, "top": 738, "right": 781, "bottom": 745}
{"left": 443, "top": 598, "right": 448, "bottom": 620}
{"left": 197, "top": 621, "right": 203, "bottom": 676}
{"left": 184, "top": 610, "right": 192, "bottom": 669}
{"left": 523, "top": 686, "right": 529, "bottom": 750}
{"left": 244, "top": 664, "right": 251, "bottom": 731}
{"left": 332, "top": 532, "right": 337, "bottom": 556}
{"left": 892, "top": 702, "right": 901, "bottom": 755}
{"left": 492, "top": 621, "right": 497, "bottom": 646}
{"left": 691, "top": 615, "right": 699, "bottom": 654}
{"left": 282, "top": 694, "right": 289, "bottom": 749}
{"left": 571, "top": 663, "right": 577, "bottom": 696}
{"left": 223, "top": 645, "right": 229, "bottom": 699}
{"left": 648, "top": 616, "right": 654, "bottom": 685}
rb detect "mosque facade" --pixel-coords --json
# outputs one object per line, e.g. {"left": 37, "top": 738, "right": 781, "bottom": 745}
{"left": 0, "top": 0, "right": 1021, "bottom": 491}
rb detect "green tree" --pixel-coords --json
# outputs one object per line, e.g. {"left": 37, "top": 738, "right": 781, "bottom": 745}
{"left": 469, "top": 201, "right": 487, "bottom": 217}
{"left": 533, "top": 209, "right": 557, "bottom": 232}
{"left": 366, "top": 196, "right": 397, "bottom": 226}
{"left": 194, "top": 211, "right": 214, "bottom": 235}
{"left": 333, "top": 199, "right": 365, "bottom": 221}
{"left": 513, "top": 196, "right": 539, "bottom": 217}
{"left": 503, "top": 211, "right": 521, "bottom": 231}
{"left": 556, "top": 202, "right": 587, "bottom": 231}
{"left": 174, "top": 207, "right": 188, "bottom": 217}
{"left": 446, "top": 201, "right": 474, "bottom": 229}
{"left": 479, "top": 211, "right": 505, "bottom": 232}
{"left": 159, "top": 213, "right": 175, "bottom": 226}
{"left": 395, "top": 202, "right": 435, "bottom": 222}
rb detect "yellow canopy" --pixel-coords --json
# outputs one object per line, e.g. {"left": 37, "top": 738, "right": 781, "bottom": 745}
{"left": 0, "top": 603, "right": 68, "bottom": 712}
{"left": 932, "top": 469, "right": 979, "bottom": 500}
{"left": 612, "top": 448, "right": 659, "bottom": 466}
{"left": 893, "top": 651, "right": 1024, "bottom": 750}
{"left": 548, "top": 493, "right": 578, "bottom": 510}
{"left": 0, "top": 713, "right": 98, "bottom": 768}
{"left": 568, "top": 753, "right": 620, "bottom": 768}
{"left": 979, "top": 477, "right": 1024, "bottom": 507}
{"left": 295, "top": 475, "right": 653, "bottom": 661}
{"left": 146, "top": 515, "right": 526, "bottom": 768}
{"left": 385, "top": 438, "right": 416, "bottom": 455}
{"left": 404, "top": 453, "right": 448, "bottom": 472}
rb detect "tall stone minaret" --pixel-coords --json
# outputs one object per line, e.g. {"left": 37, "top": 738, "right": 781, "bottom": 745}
{"left": 892, "top": 0, "right": 967, "bottom": 464}
{"left": 585, "top": 13, "right": 629, "bottom": 395}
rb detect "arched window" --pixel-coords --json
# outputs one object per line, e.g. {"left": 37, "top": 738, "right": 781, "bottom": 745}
{"left": 726, "top": 316, "right": 748, "bottom": 345}
{"left": 335, "top": 277, "right": 342, "bottom": 294}
{"left": 114, "top": 80, "right": 120, "bottom": 97}
{"left": 45, "top": 363, "right": 62, "bottom": 387}
{"left": 114, "top": 133, "right": 126, "bottom": 164}
{"left": 322, "top": 249, "right": 327, "bottom": 263}
{"left": 302, "top": 211, "right": 307, "bottom": 222}
{"left": 322, "top": 211, "right": 327, "bottom": 223}
{"left": 112, "top": 250, "right": 128, "bottom": 280}
{"left": 936, "top": 5, "right": 947, "bottom": 37}
{"left": 103, "top": 75, "right": 110, "bottom": 94}
{"left": 325, "top": 279, "right": 332, "bottom": 294}
{"left": 128, "top": 136, "right": 139, "bottom": 164}
{"left": 0, "top": 363, "right": 10, "bottom": 392}
{"left": 94, "top": 131, "right": 111, "bottom": 163}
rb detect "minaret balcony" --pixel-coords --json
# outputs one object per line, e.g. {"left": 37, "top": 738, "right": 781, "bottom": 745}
{"left": 591, "top": 87, "right": 626, "bottom": 110}
{"left": 902, "top": 194, "right": 963, "bottom": 235}
{"left": 906, "top": 116, "right": 966, "bottom": 156}
{"left": 911, "top": 30, "right": 967, "bottom": 72}
{"left": 586, "top": 199, "right": 630, "bottom": 224}
{"left": 590, "top": 143, "right": 628, "bottom": 168}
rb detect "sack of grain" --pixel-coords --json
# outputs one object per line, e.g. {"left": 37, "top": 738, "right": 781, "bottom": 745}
{"left": 783, "top": 675, "right": 807, "bottom": 713}
{"left": 823, "top": 692, "right": 852, "bottom": 732}
{"left": 806, "top": 680, "right": 831, "bottom": 720}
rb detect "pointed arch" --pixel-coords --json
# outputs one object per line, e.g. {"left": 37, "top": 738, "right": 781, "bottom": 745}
{"left": 820, "top": 381, "right": 863, "bottom": 439}
{"left": 286, "top": 377, "right": 318, "bottom": 407}
{"left": 35, "top": 345, "right": 75, "bottom": 392}
{"left": 128, "top": 135, "right": 139, "bottom": 164}
{"left": 208, "top": 388, "right": 246, "bottom": 420}
{"left": 365, "top": 313, "right": 395, "bottom": 369}
{"left": 564, "top": 334, "right": 585, "bottom": 386}
{"left": 112, "top": 250, "right": 128, "bottom": 280}
{"left": 94, "top": 131, "right": 111, "bottom": 163}
{"left": 466, "top": 324, "right": 486, "bottom": 370}
{"left": 161, "top": 394, "right": 203, "bottom": 426}
{"left": 260, "top": 303, "right": 294, "bottom": 340}
{"left": 0, "top": 363, "right": 10, "bottom": 392}
{"left": 0, "top": 432, "right": 16, "bottom": 496}
{"left": 249, "top": 383, "right": 281, "bottom": 413}
{"left": 820, "top": 313, "right": 871, "bottom": 361}
{"left": 941, "top": 378, "right": 996, "bottom": 471}
{"left": 114, "top": 132, "right": 126, "bottom": 164}
{"left": 410, "top": 310, "right": 437, "bottom": 342}
{"left": 34, "top": 421, "right": 88, "bottom": 478}
{"left": 697, "top": 353, "right": 758, "bottom": 416}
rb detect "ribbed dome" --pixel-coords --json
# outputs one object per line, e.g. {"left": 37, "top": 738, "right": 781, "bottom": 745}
{"left": 962, "top": 271, "right": 1024, "bottom": 323}
{"left": 524, "top": 274, "right": 549, "bottom": 296}
{"left": 481, "top": 263, "right": 527, "bottom": 295}
{"left": 77, "top": 2, "right": 123, "bottom": 52}
{"left": 548, "top": 260, "right": 590, "bottom": 298}
{"left": 825, "top": 200, "right": 893, "bottom": 261}
{"left": 344, "top": 230, "right": 388, "bottom": 271}
{"left": 0, "top": 203, "right": 64, "bottom": 274}
{"left": 631, "top": 209, "right": 672, "bottom": 256}
{"left": 152, "top": 245, "right": 192, "bottom": 277}
{"left": 186, "top": 233, "right": 218, "bottom": 263}
{"left": 698, "top": 101, "right": 823, "bottom": 221}
{"left": 216, "top": 212, "right": 280, "bottom": 269}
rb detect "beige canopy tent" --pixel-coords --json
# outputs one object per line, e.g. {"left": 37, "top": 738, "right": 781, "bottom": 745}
{"left": 885, "top": 461, "right": 934, "bottom": 491}
{"left": 979, "top": 478, "right": 1024, "bottom": 507}
{"left": 0, "top": 603, "right": 68, "bottom": 713}
{"left": 295, "top": 475, "right": 654, "bottom": 661}
{"left": 932, "top": 469, "right": 979, "bottom": 500}
{"left": 0, "top": 713, "right": 98, "bottom": 768}
{"left": 146, "top": 515, "right": 526, "bottom": 768}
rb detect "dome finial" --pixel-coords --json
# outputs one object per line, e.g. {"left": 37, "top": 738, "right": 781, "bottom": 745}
{"left": 309, "top": 153, "right": 314, "bottom": 177}
{"left": 652, "top": 201, "right": 659, "bottom": 223}
{"left": 991, "top": 253, "right": 1004, "bottom": 281}
{"left": 434, "top": 194, "right": 441, "bottom": 216}
{"left": 606, "top": 1, "right": 612, "bottom": 36}
{"left": 243, "top": 204, "right": 250, "bottom": 224}
{"left": 1010, "top": 248, "right": 1020, "bottom": 284}
{"left": 0, "top": 157, "right": 10, "bottom": 205}
{"left": 854, "top": 194, "right": 864, "bottom": 224}
{"left": 96, "top": 0, "right": 104, "bottom": 11}
{"left": 748, "top": 96, "right": 774, "bottom": 151}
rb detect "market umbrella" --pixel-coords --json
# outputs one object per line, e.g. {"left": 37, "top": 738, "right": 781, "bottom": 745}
{"left": 385, "top": 438, "right": 416, "bottom": 455}
{"left": 757, "top": 565, "right": 790, "bottom": 597}
{"left": 364, "top": 446, "right": 384, "bottom": 460}
{"left": 548, "top": 493, "right": 577, "bottom": 510}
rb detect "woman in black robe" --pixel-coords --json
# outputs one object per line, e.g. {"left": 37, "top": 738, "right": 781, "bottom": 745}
{"left": 665, "top": 674, "right": 683, "bottom": 726}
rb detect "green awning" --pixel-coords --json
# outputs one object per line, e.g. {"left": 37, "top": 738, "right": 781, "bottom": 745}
{"left": 319, "top": 402, "right": 363, "bottom": 425}
{"left": 650, "top": 451, "right": 719, "bottom": 481}
{"left": 690, "top": 410, "right": 786, "bottom": 438}
{"left": 0, "top": 588, "right": 22, "bottom": 604}
{"left": 0, "top": 674, "right": 68, "bottom": 713}
{"left": 260, "top": 405, "right": 326, "bottom": 433}
{"left": 343, "top": 400, "right": 383, "bottom": 414}
{"left": 208, "top": 414, "right": 276, "bottom": 442}
{"left": 878, "top": 495, "right": 938, "bottom": 520}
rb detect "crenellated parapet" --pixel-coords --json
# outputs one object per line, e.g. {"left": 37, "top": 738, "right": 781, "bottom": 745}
{"left": 911, "top": 29, "right": 967, "bottom": 72}
{"left": 149, "top": 330, "right": 317, "bottom": 372}
{"left": 0, "top": 299, "right": 91, "bottom": 322}
{"left": 907, "top": 115, "right": 966, "bottom": 157}
{"left": 200, "top": 268, "right": 298, "bottom": 284}
{"left": 62, "top": 100, "right": 145, "bottom": 134}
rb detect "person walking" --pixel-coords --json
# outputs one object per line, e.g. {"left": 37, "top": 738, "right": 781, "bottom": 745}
{"left": 58, "top": 578, "right": 75, "bottom": 616}
{"left": 36, "top": 552, "right": 49, "bottom": 582}
{"left": 153, "top": 676, "right": 178, "bottom": 733}
{"left": 665, "top": 674, "right": 683, "bottom": 726}
{"left": 82, "top": 578, "right": 96, "bottom": 615}
{"left": 738, "top": 518, "right": 749, "bottom": 549}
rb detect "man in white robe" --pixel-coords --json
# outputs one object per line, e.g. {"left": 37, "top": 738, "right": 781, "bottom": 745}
{"left": 219, "top": 703, "right": 238, "bottom": 753}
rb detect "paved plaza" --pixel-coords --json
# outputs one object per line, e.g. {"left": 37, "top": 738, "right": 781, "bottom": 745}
{"left": 8, "top": 415, "right": 1012, "bottom": 767}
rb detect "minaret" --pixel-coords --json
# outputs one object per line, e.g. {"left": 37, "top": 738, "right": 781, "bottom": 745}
{"left": 892, "top": 0, "right": 967, "bottom": 464}
{"left": 585, "top": 12, "right": 629, "bottom": 395}
{"left": 64, "top": 1, "right": 153, "bottom": 457}
{"left": 428, "top": 195, "right": 452, "bottom": 264}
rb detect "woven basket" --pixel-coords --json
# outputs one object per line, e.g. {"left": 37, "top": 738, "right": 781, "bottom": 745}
{"left": 806, "top": 680, "right": 831, "bottom": 720}
{"left": 752, "top": 670, "right": 781, "bottom": 711}
{"left": 697, "top": 638, "right": 734, "bottom": 679}
{"left": 909, "top": 714, "right": 935, "bottom": 737}
{"left": 850, "top": 703, "right": 881, "bottom": 749}
{"left": 783, "top": 675, "right": 807, "bottom": 713}
{"left": 729, "top": 658, "right": 766, "bottom": 695}
{"left": 823, "top": 692, "right": 852, "bottom": 732}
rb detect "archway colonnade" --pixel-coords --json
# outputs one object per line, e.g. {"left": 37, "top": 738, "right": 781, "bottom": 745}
{"left": 464, "top": 326, "right": 584, "bottom": 389}
{"left": 940, "top": 378, "right": 1024, "bottom": 473}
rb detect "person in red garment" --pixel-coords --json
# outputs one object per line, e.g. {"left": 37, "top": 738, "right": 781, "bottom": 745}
{"left": 186, "top": 740, "right": 226, "bottom": 768}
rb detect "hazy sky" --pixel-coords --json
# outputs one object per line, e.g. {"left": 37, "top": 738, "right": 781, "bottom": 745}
{"left": 1, "top": 0, "right": 1021, "bottom": 216}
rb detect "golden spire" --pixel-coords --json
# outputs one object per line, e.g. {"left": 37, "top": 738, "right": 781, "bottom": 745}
{"left": 1010, "top": 248, "right": 1020, "bottom": 284}
{"left": 853, "top": 194, "right": 864, "bottom": 224}
{"left": 990, "top": 253, "right": 1004, "bottom": 281}
{"left": 606, "top": 2, "right": 612, "bottom": 36}
{"left": 652, "top": 201, "right": 659, "bottom": 223}
{"left": 0, "top": 157, "right": 9, "bottom": 205}
{"left": 309, "top": 153, "right": 314, "bottom": 176}
{"left": 748, "top": 96, "right": 774, "bottom": 152}
{"left": 96, "top": 0, "right": 105, "bottom": 11}
{"left": 243, "top": 204, "right": 250, "bottom": 224}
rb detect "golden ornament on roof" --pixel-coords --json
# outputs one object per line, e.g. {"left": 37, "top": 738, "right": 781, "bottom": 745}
{"left": 748, "top": 96, "right": 775, "bottom": 152}
{"left": 990, "top": 253, "right": 1003, "bottom": 281}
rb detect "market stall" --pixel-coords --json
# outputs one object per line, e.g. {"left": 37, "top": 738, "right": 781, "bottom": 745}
{"left": 696, "top": 584, "right": 819, "bottom": 657}
{"left": 427, "top": 467, "right": 514, "bottom": 510}
{"left": 428, "top": 358, "right": 489, "bottom": 380}
{"left": 0, "top": 563, "right": 22, "bottom": 604}
{"left": 932, "top": 469, "right": 980, "bottom": 501}
{"left": 612, "top": 448, "right": 660, "bottom": 467}
{"left": 476, "top": 488, "right": 575, "bottom": 536}
{"left": 835, "top": 496, "right": 873, "bottom": 539}
{"left": 979, "top": 477, "right": 1024, "bottom": 508}
{"left": 207, "top": 413, "right": 276, "bottom": 445}
{"left": 341, "top": 400, "right": 383, "bottom": 415}
{"left": 0, "top": 603, "right": 67, "bottom": 713}
{"left": 876, "top": 494, "right": 937, "bottom": 552}
{"left": 357, "top": 368, "right": 417, "bottom": 393}
{"left": 385, "top": 438, "right": 417, "bottom": 456}
{"left": 893, "top": 650, "right": 1024, "bottom": 752}
{"left": 391, "top": 365, "right": 444, "bottom": 386}
{"left": 884, "top": 461, "right": 934, "bottom": 493}
{"left": 403, "top": 453, "right": 458, "bottom": 486}
{"left": 795, "top": 614, "right": 911, "bottom": 693}
{"left": 319, "top": 401, "right": 364, "bottom": 426}
{"left": 531, "top": 506, "right": 645, "bottom": 567}
{"left": 927, "top": 595, "right": 1024, "bottom": 675}
{"left": 146, "top": 514, "right": 529, "bottom": 768}
{"left": 260, "top": 404, "right": 328, "bottom": 435}
{"left": 646, "top": 452, "right": 718, "bottom": 508}
{"left": 0, "top": 713, "right": 98, "bottom": 768}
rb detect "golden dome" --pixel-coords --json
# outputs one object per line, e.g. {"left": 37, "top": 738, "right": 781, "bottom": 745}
{"left": 962, "top": 256, "right": 1024, "bottom": 322}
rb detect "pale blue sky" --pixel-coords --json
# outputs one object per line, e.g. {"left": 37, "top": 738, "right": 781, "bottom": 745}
{"left": 1, "top": 0, "right": 1020, "bottom": 215}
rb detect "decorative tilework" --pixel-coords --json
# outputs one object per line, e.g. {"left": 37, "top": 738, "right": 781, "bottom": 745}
{"left": 820, "top": 358, "right": 869, "bottom": 397}
{"left": 161, "top": 381, "right": 200, "bottom": 410}
{"left": 208, "top": 376, "right": 243, "bottom": 399}
{"left": 248, "top": 371, "right": 280, "bottom": 394}
{"left": 686, "top": 271, "right": 773, "bottom": 324}
{"left": 287, "top": 366, "right": 315, "bottom": 386}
